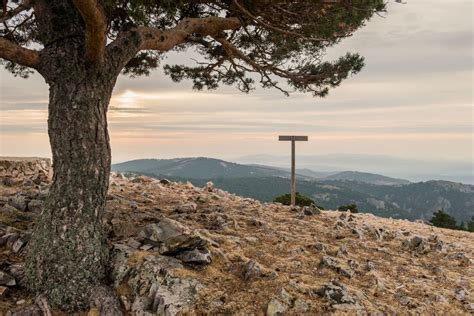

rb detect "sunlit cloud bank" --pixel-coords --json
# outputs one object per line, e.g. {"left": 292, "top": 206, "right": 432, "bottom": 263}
{"left": 0, "top": 0, "right": 472, "bottom": 166}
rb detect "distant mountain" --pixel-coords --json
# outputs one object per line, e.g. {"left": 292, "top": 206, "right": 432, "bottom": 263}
{"left": 234, "top": 154, "right": 473, "bottom": 184}
{"left": 112, "top": 157, "right": 294, "bottom": 179}
{"left": 323, "top": 171, "right": 410, "bottom": 185}
{"left": 112, "top": 157, "right": 474, "bottom": 224}
{"left": 112, "top": 158, "right": 409, "bottom": 184}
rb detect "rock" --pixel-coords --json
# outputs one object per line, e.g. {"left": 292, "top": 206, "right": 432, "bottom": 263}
{"left": 351, "top": 228, "right": 364, "bottom": 239}
{"left": 120, "top": 295, "right": 131, "bottom": 311}
{"left": 302, "top": 204, "right": 321, "bottom": 216}
{"left": 12, "top": 237, "right": 27, "bottom": 253}
{"left": 173, "top": 203, "right": 197, "bottom": 213}
{"left": 366, "top": 261, "right": 376, "bottom": 271}
{"left": 140, "top": 218, "right": 207, "bottom": 254}
{"left": 316, "top": 281, "right": 360, "bottom": 309}
{"left": 348, "top": 259, "right": 359, "bottom": 270}
{"left": 396, "top": 294, "right": 410, "bottom": 306}
{"left": 129, "top": 201, "right": 138, "bottom": 210}
{"left": 6, "top": 304, "right": 42, "bottom": 316}
{"left": 435, "top": 294, "right": 448, "bottom": 303}
{"left": 204, "top": 181, "right": 214, "bottom": 192}
{"left": 35, "top": 295, "right": 52, "bottom": 316}
{"left": 1, "top": 176, "right": 16, "bottom": 186}
{"left": 465, "top": 303, "right": 474, "bottom": 311}
{"left": 447, "top": 253, "right": 472, "bottom": 267}
{"left": 278, "top": 288, "right": 292, "bottom": 305}
{"left": 403, "top": 236, "right": 429, "bottom": 254}
{"left": 126, "top": 238, "right": 142, "bottom": 249}
{"left": 454, "top": 288, "right": 467, "bottom": 301}
{"left": 111, "top": 244, "right": 203, "bottom": 316}
{"left": 244, "top": 236, "right": 259, "bottom": 243}
{"left": 336, "top": 244, "right": 348, "bottom": 257}
{"left": 159, "top": 178, "right": 171, "bottom": 185}
{"left": 0, "top": 271, "right": 16, "bottom": 286}
{"left": 8, "top": 264, "right": 25, "bottom": 287}
{"left": 293, "top": 299, "right": 309, "bottom": 312}
{"left": 319, "top": 256, "right": 353, "bottom": 278}
{"left": 31, "top": 170, "right": 49, "bottom": 184}
{"left": 26, "top": 199, "right": 43, "bottom": 213}
{"left": 139, "top": 244, "right": 153, "bottom": 251}
{"left": 0, "top": 233, "right": 19, "bottom": 247}
{"left": 410, "top": 236, "right": 424, "bottom": 249}
{"left": 111, "top": 218, "right": 138, "bottom": 238}
{"left": 266, "top": 298, "right": 287, "bottom": 316}
{"left": 310, "top": 242, "right": 326, "bottom": 253}
{"left": 89, "top": 285, "right": 123, "bottom": 316}
{"left": 374, "top": 277, "right": 385, "bottom": 296}
{"left": 242, "top": 260, "right": 263, "bottom": 281}
{"left": 0, "top": 285, "right": 8, "bottom": 297}
{"left": 176, "top": 248, "right": 212, "bottom": 265}
{"left": 8, "top": 195, "right": 27, "bottom": 211}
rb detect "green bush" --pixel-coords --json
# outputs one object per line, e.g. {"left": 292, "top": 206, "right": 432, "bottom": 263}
{"left": 337, "top": 203, "right": 358, "bottom": 213}
{"left": 467, "top": 216, "right": 474, "bottom": 232}
{"left": 429, "top": 210, "right": 460, "bottom": 230}
{"left": 273, "top": 192, "right": 323, "bottom": 209}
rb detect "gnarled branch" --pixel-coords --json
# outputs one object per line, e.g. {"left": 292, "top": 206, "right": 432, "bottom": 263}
{"left": 0, "top": 36, "right": 40, "bottom": 68}
{"left": 72, "top": 0, "right": 106, "bottom": 64}
{"left": 138, "top": 16, "right": 241, "bottom": 51}
{"left": 0, "top": 0, "right": 33, "bottom": 23}
{"left": 107, "top": 16, "right": 240, "bottom": 70}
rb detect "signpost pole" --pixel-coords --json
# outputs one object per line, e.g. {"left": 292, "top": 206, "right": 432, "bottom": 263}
{"left": 291, "top": 138, "right": 296, "bottom": 206}
{"left": 278, "top": 135, "right": 308, "bottom": 207}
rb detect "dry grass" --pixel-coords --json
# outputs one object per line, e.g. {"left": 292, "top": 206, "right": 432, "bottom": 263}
{"left": 0, "top": 172, "right": 473, "bottom": 315}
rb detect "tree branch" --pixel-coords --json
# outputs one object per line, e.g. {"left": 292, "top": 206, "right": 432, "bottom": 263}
{"left": 0, "top": 0, "right": 32, "bottom": 23}
{"left": 107, "top": 16, "right": 240, "bottom": 71}
{"left": 0, "top": 36, "right": 40, "bottom": 68}
{"left": 137, "top": 16, "right": 241, "bottom": 51}
{"left": 233, "top": 0, "right": 328, "bottom": 42}
{"left": 72, "top": 0, "right": 106, "bottom": 64}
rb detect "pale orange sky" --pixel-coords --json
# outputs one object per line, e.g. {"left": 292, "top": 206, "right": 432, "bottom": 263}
{"left": 1, "top": 1, "right": 473, "bottom": 165}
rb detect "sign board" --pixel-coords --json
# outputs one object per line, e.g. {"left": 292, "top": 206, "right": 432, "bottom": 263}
{"left": 279, "top": 136, "right": 308, "bottom": 142}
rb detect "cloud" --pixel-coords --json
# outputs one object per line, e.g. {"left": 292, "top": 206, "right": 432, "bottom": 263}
{"left": 0, "top": 0, "right": 472, "bottom": 164}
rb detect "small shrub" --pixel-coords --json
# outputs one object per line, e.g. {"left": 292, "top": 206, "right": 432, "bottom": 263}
{"left": 273, "top": 192, "right": 324, "bottom": 209}
{"left": 337, "top": 203, "right": 358, "bottom": 213}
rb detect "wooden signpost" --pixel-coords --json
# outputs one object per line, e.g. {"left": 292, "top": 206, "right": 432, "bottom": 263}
{"left": 278, "top": 135, "right": 308, "bottom": 207}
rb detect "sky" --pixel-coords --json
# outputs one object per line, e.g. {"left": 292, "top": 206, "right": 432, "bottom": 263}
{"left": 0, "top": 1, "right": 473, "bottom": 166}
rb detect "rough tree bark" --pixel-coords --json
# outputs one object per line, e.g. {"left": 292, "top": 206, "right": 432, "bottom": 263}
{"left": 24, "top": 32, "right": 120, "bottom": 312}
{"left": 25, "top": 65, "right": 118, "bottom": 311}
{"left": 18, "top": 1, "right": 238, "bottom": 311}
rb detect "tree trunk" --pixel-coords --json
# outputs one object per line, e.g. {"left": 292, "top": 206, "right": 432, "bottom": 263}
{"left": 25, "top": 54, "right": 118, "bottom": 311}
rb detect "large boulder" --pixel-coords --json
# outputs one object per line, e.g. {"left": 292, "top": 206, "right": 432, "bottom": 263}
{"left": 140, "top": 218, "right": 207, "bottom": 255}
{"left": 111, "top": 244, "right": 203, "bottom": 315}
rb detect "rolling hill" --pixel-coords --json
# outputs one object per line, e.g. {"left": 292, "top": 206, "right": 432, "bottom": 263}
{"left": 112, "top": 158, "right": 474, "bottom": 224}
{"left": 112, "top": 158, "right": 409, "bottom": 185}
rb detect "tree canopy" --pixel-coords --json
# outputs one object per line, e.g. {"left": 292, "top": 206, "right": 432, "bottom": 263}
{"left": 0, "top": 0, "right": 390, "bottom": 312}
{"left": 1, "top": 0, "right": 385, "bottom": 95}
{"left": 429, "top": 210, "right": 460, "bottom": 230}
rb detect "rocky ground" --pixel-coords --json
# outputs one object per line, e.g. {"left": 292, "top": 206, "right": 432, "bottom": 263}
{"left": 0, "top": 158, "right": 473, "bottom": 315}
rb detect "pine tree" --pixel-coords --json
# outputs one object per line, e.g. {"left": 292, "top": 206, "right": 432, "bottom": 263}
{"left": 429, "top": 210, "right": 459, "bottom": 230}
{"left": 0, "top": 0, "right": 387, "bottom": 311}
{"left": 467, "top": 216, "right": 474, "bottom": 232}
